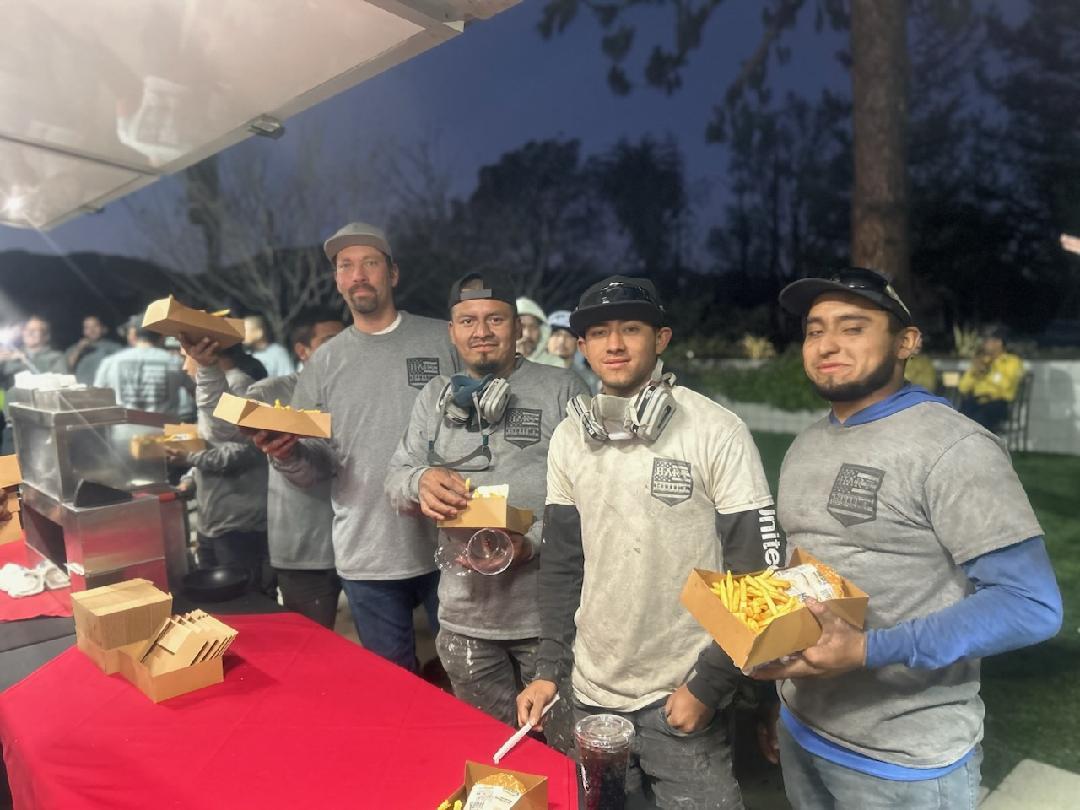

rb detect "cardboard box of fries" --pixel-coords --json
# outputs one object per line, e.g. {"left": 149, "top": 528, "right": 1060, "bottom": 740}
{"left": 212, "top": 392, "right": 332, "bottom": 439}
{"left": 437, "top": 485, "right": 534, "bottom": 535}
{"left": 439, "top": 761, "right": 548, "bottom": 810}
{"left": 142, "top": 295, "right": 246, "bottom": 348}
{"left": 0, "top": 454, "right": 22, "bottom": 545}
{"left": 681, "top": 548, "right": 868, "bottom": 670}
{"left": 72, "top": 580, "right": 236, "bottom": 702}
{"left": 129, "top": 424, "right": 207, "bottom": 460}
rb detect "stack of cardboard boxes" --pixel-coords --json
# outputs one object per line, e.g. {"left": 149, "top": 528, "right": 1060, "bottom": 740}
{"left": 72, "top": 579, "right": 237, "bottom": 702}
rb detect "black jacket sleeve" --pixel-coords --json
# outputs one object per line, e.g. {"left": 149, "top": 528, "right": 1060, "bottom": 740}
{"left": 534, "top": 503, "right": 585, "bottom": 683}
{"left": 685, "top": 505, "right": 787, "bottom": 707}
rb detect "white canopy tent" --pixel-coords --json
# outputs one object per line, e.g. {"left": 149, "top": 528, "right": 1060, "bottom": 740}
{"left": 0, "top": 0, "right": 518, "bottom": 231}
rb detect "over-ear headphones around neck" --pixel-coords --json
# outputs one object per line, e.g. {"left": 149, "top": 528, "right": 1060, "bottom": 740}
{"left": 436, "top": 373, "right": 511, "bottom": 427}
{"left": 567, "top": 369, "right": 677, "bottom": 444}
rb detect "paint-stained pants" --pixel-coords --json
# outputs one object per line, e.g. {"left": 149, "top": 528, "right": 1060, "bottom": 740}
{"left": 436, "top": 629, "right": 538, "bottom": 726}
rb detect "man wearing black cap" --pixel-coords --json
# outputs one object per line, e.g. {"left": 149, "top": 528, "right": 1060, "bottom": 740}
{"left": 517, "top": 276, "right": 781, "bottom": 808}
{"left": 253, "top": 222, "right": 458, "bottom": 672}
{"left": 755, "top": 267, "right": 1061, "bottom": 809}
{"left": 386, "top": 272, "right": 588, "bottom": 726}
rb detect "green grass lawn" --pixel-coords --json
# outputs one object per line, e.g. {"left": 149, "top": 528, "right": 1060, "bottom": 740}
{"left": 751, "top": 433, "right": 1080, "bottom": 788}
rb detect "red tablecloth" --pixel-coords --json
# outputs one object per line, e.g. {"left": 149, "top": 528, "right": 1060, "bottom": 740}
{"left": 0, "top": 612, "right": 578, "bottom": 809}
{"left": 0, "top": 538, "right": 72, "bottom": 622}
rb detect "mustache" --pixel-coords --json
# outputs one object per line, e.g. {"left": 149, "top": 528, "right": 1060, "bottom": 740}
{"left": 348, "top": 283, "right": 376, "bottom": 295}
{"left": 468, "top": 340, "right": 499, "bottom": 349}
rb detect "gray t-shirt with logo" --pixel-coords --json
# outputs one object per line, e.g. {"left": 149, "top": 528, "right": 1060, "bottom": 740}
{"left": 777, "top": 401, "right": 1043, "bottom": 768}
{"left": 273, "top": 313, "right": 459, "bottom": 581}
{"left": 386, "top": 358, "right": 589, "bottom": 639}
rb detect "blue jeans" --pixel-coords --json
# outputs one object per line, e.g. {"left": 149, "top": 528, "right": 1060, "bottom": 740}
{"left": 340, "top": 572, "right": 439, "bottom": 672}
{"left": 778, "top": 723, "right": 982, "bottom": 810}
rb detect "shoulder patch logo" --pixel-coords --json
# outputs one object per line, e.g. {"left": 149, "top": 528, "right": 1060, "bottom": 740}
{"left": 651, "top": 457, "right": 694, "bottom": 506}
{"left": 504, "top": 408, "right": 542, "bottom": 448}
{"left": 827, "top": 463, "right": 885, "bottom": 527}
{"left": 406, "top": 357, "right": 440, "bottom": 389}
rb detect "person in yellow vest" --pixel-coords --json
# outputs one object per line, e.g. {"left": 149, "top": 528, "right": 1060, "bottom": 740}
{"left": 957, "top": 329, "right": 1023, "bottom": 431}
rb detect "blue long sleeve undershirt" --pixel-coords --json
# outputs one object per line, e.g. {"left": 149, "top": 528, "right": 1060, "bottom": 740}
{"left": 865, "top": 536, "right": 1062, "bottom": 669}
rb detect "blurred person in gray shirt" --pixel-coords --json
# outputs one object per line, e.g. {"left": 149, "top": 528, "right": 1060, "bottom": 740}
{"left": 247, "top": 309, "right": 345, "bottom": 628}
{"left": 66, "top": 314, "right": 121, "bottom": 385}
{"left": 94, "top": 318, "right": 189, "bottom": 417}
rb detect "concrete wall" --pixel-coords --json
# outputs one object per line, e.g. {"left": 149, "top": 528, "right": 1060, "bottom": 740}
{"left": 707, "top": 359, "right": 1080, "bottom": 455}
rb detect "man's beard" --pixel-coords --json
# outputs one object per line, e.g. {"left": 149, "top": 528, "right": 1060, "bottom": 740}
{"left": 811, "top": 355, "right": 898, "bottom": 403}
{"left": 348, "top": 290, "right": 379, "bottom": 315}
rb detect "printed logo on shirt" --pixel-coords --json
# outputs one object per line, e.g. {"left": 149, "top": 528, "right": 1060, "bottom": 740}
{"left": 406, "top": 357, "right": 440, "bottom": 389}
{"left": 504, "top": 408, "right": 542, "bottom": 448}
{"left": 650, "top": 458, "right": 694, "bottom": 506}
{"left": 827, "top": 463, "right": 885, "bottom": 527}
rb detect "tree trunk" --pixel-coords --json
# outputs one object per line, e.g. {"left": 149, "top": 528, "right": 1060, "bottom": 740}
{"left": 851, "top": 0, "right": 910, "bottom": 297}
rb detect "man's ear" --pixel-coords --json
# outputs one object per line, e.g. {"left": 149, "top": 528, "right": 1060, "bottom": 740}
{"left": 655, "top": 326, "right": 673, "bottom": 355}
{"left": 390, "top": 263, "right": 400, "bottom": 289}
{"left": 896, "top": 327, "right": 922, "bottom": 360}
{"left": 514, "top": 316, "right": 523, "bottom": 344}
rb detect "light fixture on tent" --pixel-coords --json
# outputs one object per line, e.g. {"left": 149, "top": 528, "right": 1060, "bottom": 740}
{"left": 247, "top": 115, "right": 286, "bottom": 140}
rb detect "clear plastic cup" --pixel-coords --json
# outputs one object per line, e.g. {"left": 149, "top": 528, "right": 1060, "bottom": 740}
{"left": 575, "top": 713, "right": 634, "bottom": 810}
{"left": 466, "top": 528, "right": 514, "bottom": 575}
{"left": 434, "top": 537, "right": 470, "bottom": 576}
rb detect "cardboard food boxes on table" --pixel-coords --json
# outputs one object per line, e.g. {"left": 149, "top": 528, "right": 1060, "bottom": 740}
{"left": 439, "top": 762, "right": 548, "bottom": 810}
{"left": 212, "top": 392, "right": 332, "bottom": 439}
{"left": 437, "top": 485, "right": 534, "bottom": 535}
{"left": 129, "top": 424, "right": 207, "bottom": 460}
{"left": 681, "top": 548, "right": 868, "bottom": 671}
{"left": 71, "top": 578, "right": 237, "bottom": 702}
{"left": 142, "top": 295, "right": 246, "bottom": 348}
{"left": 0, "top": 455, "right": 21, "bottom": 545}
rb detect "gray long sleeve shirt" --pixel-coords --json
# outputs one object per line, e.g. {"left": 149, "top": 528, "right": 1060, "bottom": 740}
{"left": 386, "top": 358, "right": 589, "bottom": 640}
{"left": 246, "top": 373, "right": 334, "bottom": 570}
{"left": 272, "top": 313, "right": 459, "bottom": 581}
{"left": 188, "top": 365, "right": 267, "bottom": 537}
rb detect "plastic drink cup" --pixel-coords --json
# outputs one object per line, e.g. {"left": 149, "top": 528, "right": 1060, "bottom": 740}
{"left": 575, "top": 713, "right": 634, "bottom": 810}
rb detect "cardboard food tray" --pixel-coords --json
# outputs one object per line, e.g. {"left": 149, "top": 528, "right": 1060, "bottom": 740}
{"left": 71, "top": 579, "right": 174, "bottom": 650}
{"left": 441, "top": 761, "right": 548, "bottom": 809}
{"left": 118, "top": 648, "right": 224, "bottom": 703}
{"left": 681, "top": 548, "right": 868, "bottom": 670}
{"left": 437, "top": 495, "right": 534, "bottom": 535}
{"left": 213, "top": 392, "right": 331, "bottom": 439}
{"left": 130, "top": 424, "right": 207, "bottom": 459}
{"left": 142, "top": 296, "right": 245, "bottom": 348}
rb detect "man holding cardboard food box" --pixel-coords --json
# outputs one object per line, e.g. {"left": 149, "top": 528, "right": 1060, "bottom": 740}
{"left": 757, "top": 267, "right": 1062, "bottom": 809}
{"left": 386, "top": 272, "right": 588, "bottom": 726}
{"left": 517, "top": 276, "right": 782, "bottom": 808}
{"left": 246, "top": 309, "right": 345, "bottom": 628}
{"left": 252, "top": 222, "right": 458, "bottom": 672}
{"left": 170, "top": 336, "right": 271, "bottom": 593}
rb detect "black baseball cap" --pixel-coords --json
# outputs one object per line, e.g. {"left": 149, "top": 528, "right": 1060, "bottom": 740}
{"left": 779, "top": 267, "right": 913, "bottom": 326}
{"left": 569, "top": 276, "right": 666, "bottom": 337}
{"left": 447, "top": 272, "right": 518, "bottom": 316}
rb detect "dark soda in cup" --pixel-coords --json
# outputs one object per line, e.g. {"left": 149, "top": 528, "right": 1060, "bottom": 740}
{"left": 575, "top": 714, "right": 634, "bottom": 810}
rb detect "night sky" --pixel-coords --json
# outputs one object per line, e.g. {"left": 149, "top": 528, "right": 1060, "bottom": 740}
{"left": 0, "top": 1, "right": 846, "bottom": 261}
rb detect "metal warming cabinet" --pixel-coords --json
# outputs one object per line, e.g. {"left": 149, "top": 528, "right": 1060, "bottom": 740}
{"left": 9, "top": 386, "right": 188, "bottom": 591}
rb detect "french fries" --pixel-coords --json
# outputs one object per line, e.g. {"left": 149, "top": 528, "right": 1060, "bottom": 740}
{"left": 709, "top": 570, "right": 802, "bottom": 633}
{"left": 271, "top": 399, "right": 319, "bottom": 415}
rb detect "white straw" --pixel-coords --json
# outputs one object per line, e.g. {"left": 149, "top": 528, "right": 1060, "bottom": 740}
{"left": 492, "top": 694, "right": 561, "bottom": 764}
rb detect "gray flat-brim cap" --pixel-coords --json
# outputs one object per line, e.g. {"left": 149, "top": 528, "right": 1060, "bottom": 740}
{"left": 323, "top": 222, "right": 393, "bottom": 263}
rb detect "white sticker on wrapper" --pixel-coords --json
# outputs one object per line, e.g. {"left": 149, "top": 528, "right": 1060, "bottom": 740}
{"left": 463, "top": 784, "right": 522, "bottom": 809}
{"left": 776, "top": 564, "right": 841, "bottom": 602}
